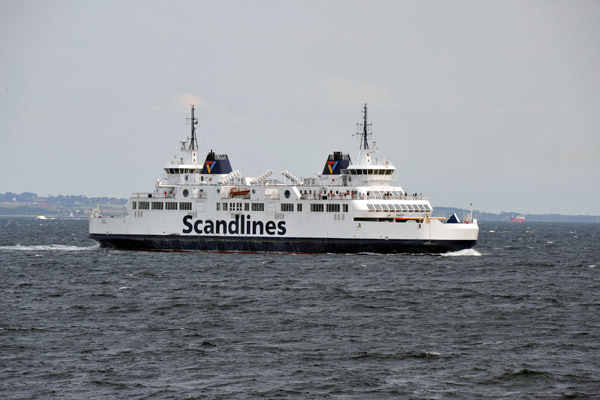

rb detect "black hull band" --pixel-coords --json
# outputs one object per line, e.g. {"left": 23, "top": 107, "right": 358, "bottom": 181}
{"left": 89, "top": 234, "right": 476, "bottom": 254}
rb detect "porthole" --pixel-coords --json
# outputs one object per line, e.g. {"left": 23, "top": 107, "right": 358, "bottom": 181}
{"left": 183, "top": 189, "right": 189, "bottom": 197}
{"left": 284, "top": 190, "right": 290, "bottom": 199}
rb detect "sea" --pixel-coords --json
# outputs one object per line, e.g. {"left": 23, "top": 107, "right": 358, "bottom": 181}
{"left": 1, "top": 217, "right": 599, "bottom": 399}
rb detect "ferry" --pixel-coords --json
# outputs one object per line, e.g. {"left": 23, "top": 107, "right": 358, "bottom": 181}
{"left": 89, "top": 104, "right": 479, "bottom": 253}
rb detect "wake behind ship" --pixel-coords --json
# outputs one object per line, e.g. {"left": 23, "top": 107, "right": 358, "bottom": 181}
{"left": 89, "top": 105, "right": 479, "bottom": 253}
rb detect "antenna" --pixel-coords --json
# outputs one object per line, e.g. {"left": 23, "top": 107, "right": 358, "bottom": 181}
{"left": 187, "top": 105, "right": 199, "bottom": 150}
{"left": 356, "top": 103, "right": 372, "bottom": 150}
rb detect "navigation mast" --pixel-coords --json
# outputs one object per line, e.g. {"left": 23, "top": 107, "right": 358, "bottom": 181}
{"left": 187, "top": 105, "right": 199, "bottom": 150}
{"left": 357, "top": 103, "right": 372, "bottom": 150}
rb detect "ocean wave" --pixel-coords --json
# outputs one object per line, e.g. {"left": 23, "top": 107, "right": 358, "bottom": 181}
{"left": 441, "top": 248, "right": 482, "bottom": 257}
{"left": 0, "top": 244, "right": 99, "bottom": 252}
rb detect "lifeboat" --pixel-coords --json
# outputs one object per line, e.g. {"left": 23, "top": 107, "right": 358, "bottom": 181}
{"left": 230, "top": 187, "right": 250, "bottom": 197}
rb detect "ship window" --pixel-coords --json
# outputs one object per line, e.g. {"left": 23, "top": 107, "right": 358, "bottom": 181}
{"left": 236, "top": 203, "right": 243, "bottom": 211}
{"left": 400, "top": 204, "right": 408, "bottom": 211}
{"left": 216, "top": 203, "right": 221, "bottom": 211}
{"left": 423, "top": 204, "right": 431, "bottom": 211}
{"left": 343, "top": 204, "right": 348, "bottom": 212}
{"left": 165, "top": 202, "right": 177, "bottom": 210}
{"left": 183, "top": 189, "right": 189, "bottom": 197}
{"left": 416, "top": 204, "right": 425, "bottom": 211}
{"left": 367, "top": 204, "right": 375, "bottom": 211}
{"left": 131, "top": 201, "right": 137, "bottom": 210}
{"left": 407, "top": 204, "right": 415, "bottom": 211}
{"left": 297, "top": 204, "right": 302, "bottom": 212}
{"left": 251, "top": 203, "right": 264, "bottom": 212}
{"left": 152, "top": 202, "right": 164, "bottom": 210}
{"left": 374, "top": 204, "right": 382, "bottom": 211}
{"left": 223, "top": 203, "right": 228, "bottom": 211}
{"left": 179, "top": 202, "right": 192, "bottom": 210}
{"left": 138, "top": 201, "right": 150, "bottom": 210}
{"left": 393, "top": 204, "right": 402, "bottom": 211}
{"left": 281, "top": 203, "right": 294, "bottom": 212}
{"left": 244, "top": 203, "right": 249, "bottom": 211}
{"left": 310, "top": 203, "right": 324, "bottom": 212}
{"left": 326, "top": 204, "right": 340, "bottom": 212}
{"left": 284, "top": 190, "right": 290, "bottom": 199}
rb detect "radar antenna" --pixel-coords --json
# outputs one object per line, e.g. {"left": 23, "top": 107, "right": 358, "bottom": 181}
{"left": 356, "top": 103, "right": 372, "bottom": 150}
{"left": 187, "top": 105, "right": 199, "bottom": 150}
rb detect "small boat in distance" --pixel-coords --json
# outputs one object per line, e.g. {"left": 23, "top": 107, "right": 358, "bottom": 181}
{"left": 511, "top": 215, "right": 526, "bottom": 222}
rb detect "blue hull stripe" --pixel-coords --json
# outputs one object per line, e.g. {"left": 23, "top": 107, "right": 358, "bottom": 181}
{"left": 89, "top": 234, "right": 476, "bottom": 254}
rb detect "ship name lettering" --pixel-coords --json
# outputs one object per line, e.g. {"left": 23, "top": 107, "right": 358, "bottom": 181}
{"left": 182, "top": 215, "right": 286, "bottom": 236}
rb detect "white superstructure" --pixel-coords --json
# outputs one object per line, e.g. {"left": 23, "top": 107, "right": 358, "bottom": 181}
{"left": 89, "top": 104, "right": 479, "bottom": 253}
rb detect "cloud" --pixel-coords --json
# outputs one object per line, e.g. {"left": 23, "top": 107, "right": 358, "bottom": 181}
{"left": 312, "top": 74, "right": 404, "bottom": 112}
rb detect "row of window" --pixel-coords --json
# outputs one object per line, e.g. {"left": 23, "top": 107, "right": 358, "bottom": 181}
{"left": 133, "top": 200, "right": 427, "bottom": 214}
{"left": 310, "top": 203, "right": 349, "bottom": 212}
{"left": 366, "top": 203, "right": 431, "bottom": 212}
{"left": 132, "top": 201, "right": 192, "bottom": 210}
{"left": 214, "top": 202, "right": 350, "bottom": 213}
{"left": 347, "top": 169, "right": 394, "bottom": 175}
{"left": 166, "top": 168, "right": 202, "bottom": 174}
{"left": 216, "top": 202, "right": 266, "bottom": 212}
{"left": 135, "top": 201, "right": 429, "bottom": 214}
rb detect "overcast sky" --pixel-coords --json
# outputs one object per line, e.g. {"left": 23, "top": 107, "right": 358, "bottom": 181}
{"left": 1, "top": 0, "right": 599, "bottom": 215}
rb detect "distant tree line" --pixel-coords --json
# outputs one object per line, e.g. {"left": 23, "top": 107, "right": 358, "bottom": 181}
{"left": 0, "top": 192, "right": 126, "bottom": 206}
{"left": 434, "top": 207, "right": 599, "bottom": 223}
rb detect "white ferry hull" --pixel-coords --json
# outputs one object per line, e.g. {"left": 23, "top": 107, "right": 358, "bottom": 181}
{"left": 89, "top": 213, "right": 478, "bottom": 254}
{"left": 89, "top": 233, "right": 476, "bottom": 253}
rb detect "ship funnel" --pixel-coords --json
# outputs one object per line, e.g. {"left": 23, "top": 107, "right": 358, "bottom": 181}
{"left": 322, "top": 151, "right": 351, "bottom": 175}
{"left": 202, "top": 150, "right": 233, "bottom": 175}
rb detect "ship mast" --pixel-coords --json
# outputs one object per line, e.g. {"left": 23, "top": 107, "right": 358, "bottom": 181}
{"left": 187, "top": 105, "right": 199, "bottom": 150}
{"left": 357, "top": 103, "right": 372, "bottom": 150}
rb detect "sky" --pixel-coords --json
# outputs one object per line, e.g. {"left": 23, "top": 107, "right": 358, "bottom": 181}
{"left": 1, "top": 0, "right": 599, "bottom": 215}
